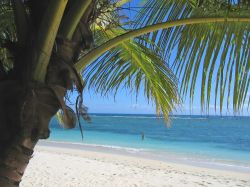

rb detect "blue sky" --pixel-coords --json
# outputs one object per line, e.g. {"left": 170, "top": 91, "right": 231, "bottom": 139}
{"left": 76, "top": 0, "right": 250, "bottom": 116}
{"left": 81, "top": 88, "right": 249, "bottom": 115}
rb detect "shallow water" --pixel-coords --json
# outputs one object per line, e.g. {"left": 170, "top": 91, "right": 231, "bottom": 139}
{"left": 48, "top": 114, "right": 250, "bottom": 172}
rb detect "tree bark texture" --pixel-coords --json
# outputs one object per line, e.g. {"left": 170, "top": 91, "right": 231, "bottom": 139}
{"left": 0, "top": 81, "right": 62, "bottom": 186}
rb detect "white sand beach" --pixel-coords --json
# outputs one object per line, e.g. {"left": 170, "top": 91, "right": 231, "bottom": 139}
{"left": 21, "top": 142, "right": 250, "bottom": 187}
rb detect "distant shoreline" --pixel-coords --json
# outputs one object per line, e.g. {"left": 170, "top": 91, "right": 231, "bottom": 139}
{"left": 88, "top": 113, "right": 250, "bottom": 118}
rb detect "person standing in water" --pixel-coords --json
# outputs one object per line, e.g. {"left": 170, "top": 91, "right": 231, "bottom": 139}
{"left": 141, "top": 132, "right": 145, "bottom": 141}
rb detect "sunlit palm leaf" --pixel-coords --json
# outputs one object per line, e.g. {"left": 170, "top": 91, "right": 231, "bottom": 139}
{"left": 84, "top": 29, "right": 179, "bottom": 121}
{"left": 174, "top": 22, "right": 250, "bottom": 113}
{"left": 133, "top": 0, "right": 250, "bottom": 114}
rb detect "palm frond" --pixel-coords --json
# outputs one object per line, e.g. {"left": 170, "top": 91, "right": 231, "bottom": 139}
{"left": 84, "top": 29, "right": 179, "bottom": 122}
{"left": 133, "top": 0, "right": 250, "bottom": 114}
{"left": 173, "top": 22, "right": 250, "bottom": 113}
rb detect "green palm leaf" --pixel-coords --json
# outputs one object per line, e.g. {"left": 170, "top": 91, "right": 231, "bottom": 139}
{"left": 84, "top": 29, "right": 179, "bottom": 122}
{"left": 133, "top": 0, "right": 250, "bottom": 114}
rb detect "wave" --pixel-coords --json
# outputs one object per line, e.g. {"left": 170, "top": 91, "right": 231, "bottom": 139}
{"left": 42, "top": 140, "right": 147, "bottom": 153}
{"left": 40, "top": 140, "right": 250, "bottom": 172}
{"left": 90, "top": 115, "right": 208, "bottom": 120}
{"left": 171, "top": 117, "right": 208, "bottom": 120}
{"left": 82, "top": 143, "right": 147, "bottom": 153}
{"left": 90, "top": 115, "right": 161, "bottom": 119}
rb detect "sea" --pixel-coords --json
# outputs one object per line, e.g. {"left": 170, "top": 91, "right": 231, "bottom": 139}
{"left": 46, "top": 114, "right": 250, "bottom": 173}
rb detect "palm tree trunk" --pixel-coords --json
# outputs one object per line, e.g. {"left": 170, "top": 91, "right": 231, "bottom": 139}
{"left": 0, "top": 13, "right": 93, "bottom": 185}
{"left": 0, "top": 81, "right": 63, "bottom": 187}
{"left": 0, "top": 137, "right": 37, "bottom": 187}
{"left": 0, "top": 1, "right": 95, "bottom": 185}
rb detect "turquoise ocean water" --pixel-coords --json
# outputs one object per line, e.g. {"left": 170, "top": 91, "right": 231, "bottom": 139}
{"left": 48, "top": 114, "right": 250, "bottom": 172}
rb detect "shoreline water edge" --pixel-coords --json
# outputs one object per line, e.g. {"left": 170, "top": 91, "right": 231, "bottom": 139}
{"left": 38, "top": 140, "right": 250, "bottom": 173}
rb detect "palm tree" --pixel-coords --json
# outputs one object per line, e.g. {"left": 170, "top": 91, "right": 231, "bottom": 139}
{"left": 0, "top": 0, "right": 249, "bottom": 186}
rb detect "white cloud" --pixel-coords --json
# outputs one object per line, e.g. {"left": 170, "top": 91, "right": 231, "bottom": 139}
{"left": 130, "top": 103, "right": 153, "bottom": 110}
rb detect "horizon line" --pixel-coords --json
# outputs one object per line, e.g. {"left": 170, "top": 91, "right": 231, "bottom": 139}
{"left": 88, "top": 113, "right": 250, "bottom": 117}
